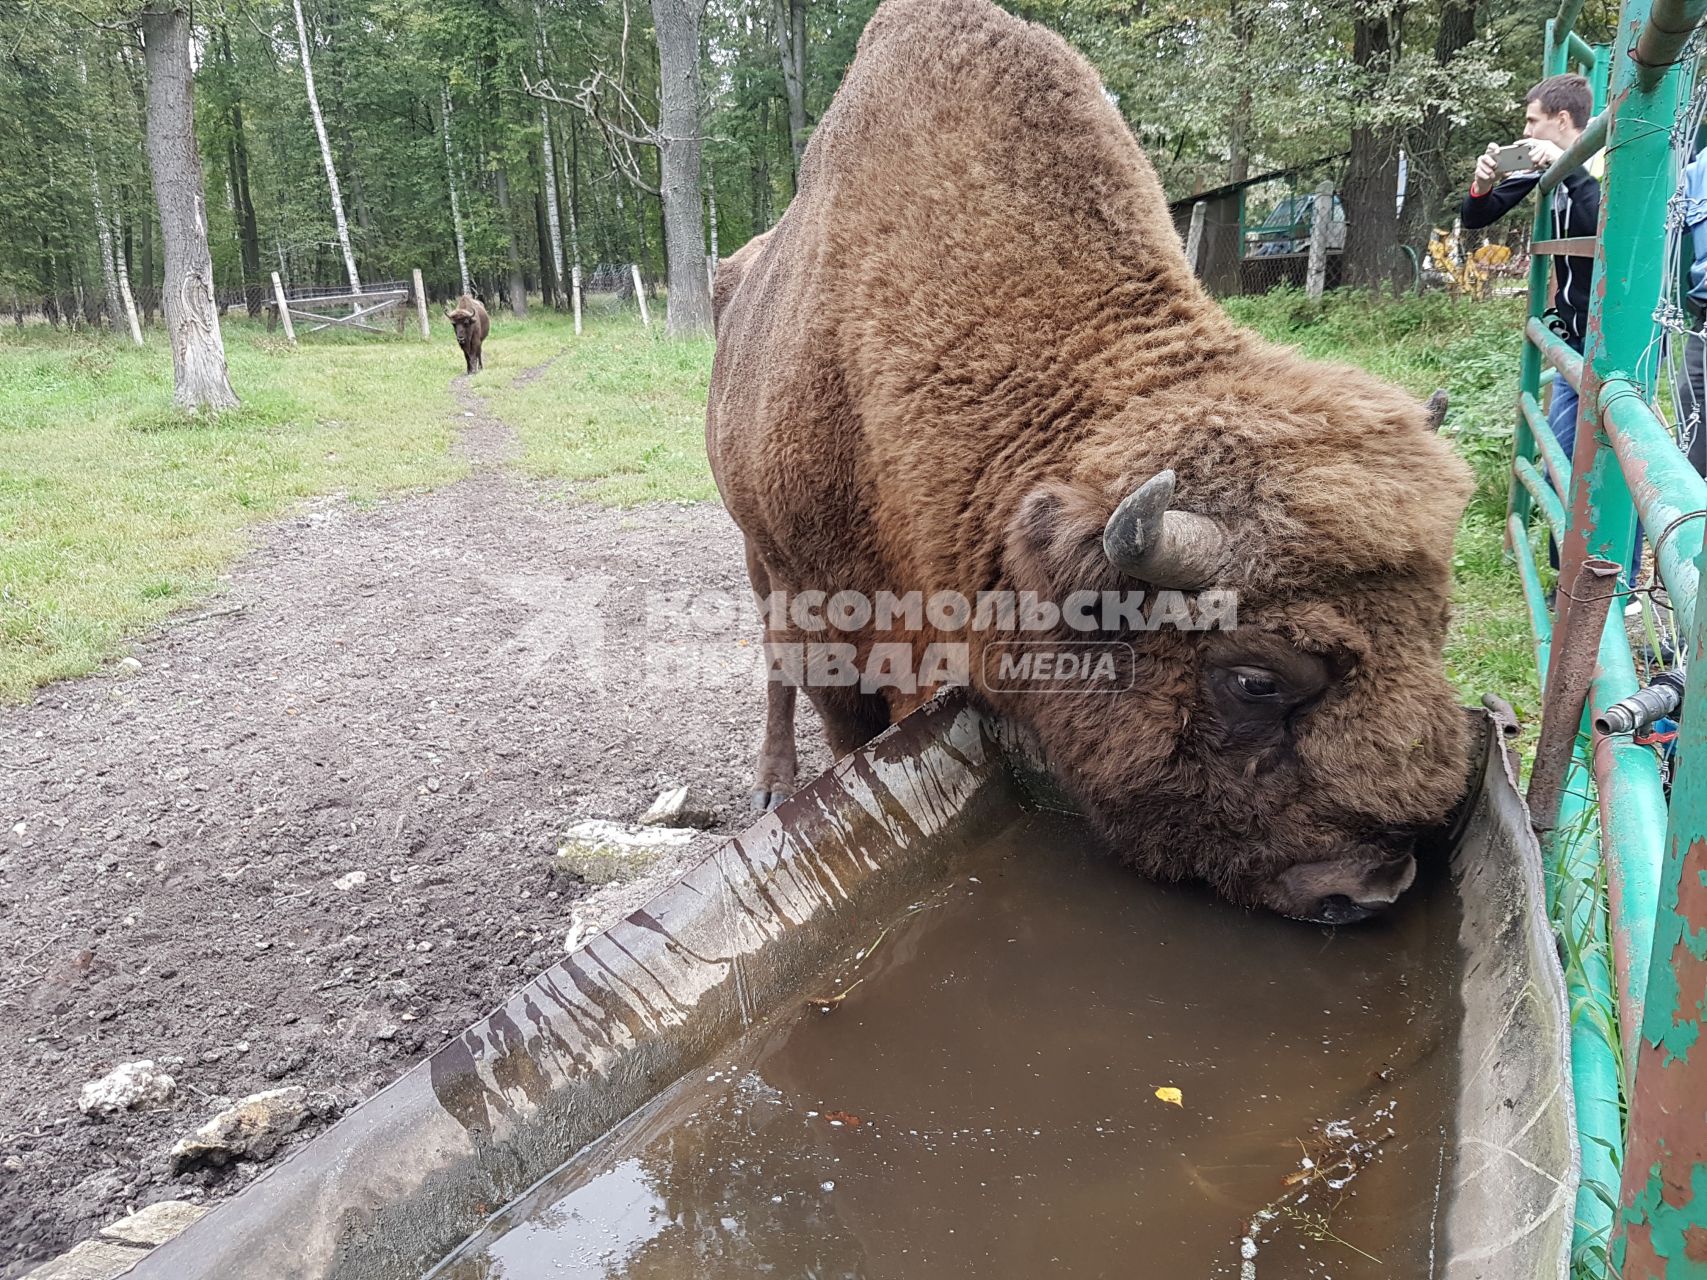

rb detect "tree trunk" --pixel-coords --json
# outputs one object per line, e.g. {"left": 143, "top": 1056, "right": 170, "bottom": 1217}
{"left": 441, "top": 84, "right": 471, "bottom": 297}
{"left": 140, "top": 213, "right": 154, "bottom": 322}
{"left": 652, "top": 0, "right": 712, "bottom": 337}
{"left": 495, "top": 167, "right": 527, "bottom": 316}
{"left": 344, "top": 130, "right": 372, "bottom": 236}
{"left": 110, "top": 210, "right": 144, "bottom": 346}
{"left": 220, "top": 28, "right": 264, "bottom": 317}
{"left": 1402, "top": 0, "right": 1478, "bottom": 249}
{"left": 539, "top": 114, "right": 566, "bottom": 306}
{"left": 706, "top": 156, "right": 719, "bottom": 277}
{"left": 772, "top": 0, "right": 807, "bottom": 184}
{"left": 1227, "top": 0, "right": 1252, "bottom": 184}
{"left": 79, "top": 58, "right": 125, "bottom": 335}
{"left": 534, "top": 3, "right": 566, "bottom": 308}
{"left": 1340, "top": 6, "right": 1404, "bottom": 292}
{"left": 562, "top": 113, "right": 583, "bottom": 272}
{"left": 228, "top": 134, "right": 263, "bottom": 317}
{"left": 118, "top": 43, "right": 156, "bottom": 322}
{"left": 136, "top": 2, "right": 237, "bottom": 410}
{"left": 533, "top": 179, "right": 557, "bottom": 308}
{"left": 751, "top": 96, "right": 771, "bottom": 232}
{"left": 292, "top": 0, "right": 360, "bottom": 292}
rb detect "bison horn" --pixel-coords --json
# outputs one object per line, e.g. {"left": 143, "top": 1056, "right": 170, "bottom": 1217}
{"left": 1102, "top": 470, "right": 1226, "bottom": 590}
{"left": 1424, "top": 388, "right": 1449, "bottom": 430}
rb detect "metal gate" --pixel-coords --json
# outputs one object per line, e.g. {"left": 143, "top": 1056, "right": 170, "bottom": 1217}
{"left": 1503, "top": 0, "right": 1707, "bottom": 1272}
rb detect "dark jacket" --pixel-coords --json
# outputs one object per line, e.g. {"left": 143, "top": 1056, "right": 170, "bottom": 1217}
{"left": 1461, "top": 167, "right": 1600, "bottom": 351}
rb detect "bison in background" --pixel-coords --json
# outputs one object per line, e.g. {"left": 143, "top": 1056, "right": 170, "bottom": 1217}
{"left": 446, "top": 294, "right": 489, "bottom": 374}
{"left": 706, "top": 0, "right": 1473, "bottom": 924}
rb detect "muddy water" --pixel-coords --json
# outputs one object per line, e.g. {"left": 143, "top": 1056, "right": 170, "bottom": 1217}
{"left": 438, "top": 813, "right": 1461, "bottom": 1280}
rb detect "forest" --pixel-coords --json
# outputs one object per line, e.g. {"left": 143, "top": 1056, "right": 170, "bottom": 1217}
{"left": 1, "top": 0, "right": 1607, "bottom": 374}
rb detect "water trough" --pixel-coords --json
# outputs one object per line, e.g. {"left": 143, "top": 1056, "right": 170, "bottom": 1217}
{"left": 120, "top": 688, "right": 1576, "bottom": 1279}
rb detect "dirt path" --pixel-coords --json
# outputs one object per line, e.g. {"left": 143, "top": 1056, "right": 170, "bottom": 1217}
{"left": 0, "top": 367, "right": 821, "bottom": 1275}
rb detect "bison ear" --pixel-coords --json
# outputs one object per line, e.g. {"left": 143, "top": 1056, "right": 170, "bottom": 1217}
{"left": 1003, "top": 480, "right": 1127, "bottom": 604}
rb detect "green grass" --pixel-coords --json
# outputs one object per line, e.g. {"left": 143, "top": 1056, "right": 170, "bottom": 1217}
{"left": 1225, "top": 288, "right": 1541, "bottom": 729}
{"left": 476, "top": 298, "right": 718, "bottom": 504}
{"left": 0, "top": 319, "right": 466, "bottom": 699}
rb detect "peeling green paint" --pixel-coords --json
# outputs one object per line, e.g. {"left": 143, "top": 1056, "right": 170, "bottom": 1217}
{"left": 1617, "top": 1163, "right": 1707, "bottom": 1275}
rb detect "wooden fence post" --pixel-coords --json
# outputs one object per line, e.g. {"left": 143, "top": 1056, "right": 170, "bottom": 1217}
{"left": 572, "top": 264, "right": 583, "bottom": 336}
{"left": 271, "top": 272, "right": 297, "bottom": 345}
{"left": 1184, "top": 201, "right": 1207, "bottom": 274}
{"left": 412, "top": 268, "right": 430, "bottom": 340}
{"left": 631, "top": 263, "right": 650, "bottom": 328}
{"left": 1306, "top": 180, "right": 1334, "bottom": 301}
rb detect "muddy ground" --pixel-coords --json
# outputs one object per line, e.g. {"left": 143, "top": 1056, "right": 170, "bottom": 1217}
{"left": 0, "top": 375, "right": 824, "bottom": 1275}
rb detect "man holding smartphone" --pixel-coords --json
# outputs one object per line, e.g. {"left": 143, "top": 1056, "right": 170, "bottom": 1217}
{"left": 1462, "top": 74, "right": 1600, "bottom": 569}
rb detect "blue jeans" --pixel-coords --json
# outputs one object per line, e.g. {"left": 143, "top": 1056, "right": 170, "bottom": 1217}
{"left": 1546, "top": 378, "right": 1642, "bottom": 576}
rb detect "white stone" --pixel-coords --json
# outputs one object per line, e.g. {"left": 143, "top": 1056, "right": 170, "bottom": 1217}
{"left": 562, "top": 819, "right": 697, "bottom": 849}
{"left": 333, "top": 871, "right": 367, "bottom": 891}
{"left": 638, "top": 786, "right": 717, "bottom": 829}
{"left": 78, "top": 1062, "right": 176, "bottom": 1116}
{"left": 98, "top": 1200, "right": 207, "bottom": 1247}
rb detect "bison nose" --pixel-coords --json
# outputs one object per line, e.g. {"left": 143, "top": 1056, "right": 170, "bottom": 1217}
{"left": 1309, "top": 894, "right": 1378, "bottom": 925}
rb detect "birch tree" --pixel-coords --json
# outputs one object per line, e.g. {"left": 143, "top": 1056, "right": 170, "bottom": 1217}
{"left": 441, "top": 83, "right": 471, "bottom": 297}
{"left": 79, "top": 57, "right": 125, "bottom": 336}
{"left": 291, "top": 0, "right": 359, "bottom": 292}
{"left": 135, "top": 1, "right": 236, "bottom": 409}
{"left": 109, "top": 210, "right": 142, "bottom": 345}
{"left": 534, "top": 3, "right": 565, "bottom": 308}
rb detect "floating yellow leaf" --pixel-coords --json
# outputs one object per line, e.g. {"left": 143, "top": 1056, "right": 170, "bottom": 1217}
{"left": 1154, "top": 1086, "right": 1183, "bottom": 1107}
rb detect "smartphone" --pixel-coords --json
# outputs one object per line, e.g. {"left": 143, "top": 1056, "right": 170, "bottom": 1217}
{"left": 1493, "top": 142, "right": 1536, "bottom": 176}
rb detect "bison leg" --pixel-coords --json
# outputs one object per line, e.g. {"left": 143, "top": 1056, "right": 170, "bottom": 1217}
{"left": 753, "top": 678, "right": 798, "bottom": 812}
{"left": 744, "top": 541, "right": 799, "bottom": 811}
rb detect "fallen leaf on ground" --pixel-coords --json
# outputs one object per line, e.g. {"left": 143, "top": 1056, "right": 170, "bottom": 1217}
{"left": 1154, "top": 1086, "right": 1183, "bottom": 1107}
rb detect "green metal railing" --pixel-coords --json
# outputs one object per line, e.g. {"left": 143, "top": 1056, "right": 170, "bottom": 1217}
{"left": 1503, "top": 0, "right": 1707, "bottom": 1272}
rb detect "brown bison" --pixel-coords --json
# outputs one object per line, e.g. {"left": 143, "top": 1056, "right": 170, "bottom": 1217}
{"left": 706, "top": 0, "right": 1472, "bottom": 924}
{"left": 446, "top": 294, "right": 489, "bottom": 374}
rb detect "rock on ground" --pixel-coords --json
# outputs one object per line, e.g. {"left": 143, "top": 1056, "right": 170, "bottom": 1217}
{"left": 77, "top": 1064, "right": 175, "bottom": 1118}
{"left": 169, "top": 1088, "right": 338, "bottom": 1174}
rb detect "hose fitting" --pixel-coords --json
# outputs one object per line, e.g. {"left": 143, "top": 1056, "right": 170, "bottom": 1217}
{"left": 1596, "top": 669, "right": 1687, "bottom": 736}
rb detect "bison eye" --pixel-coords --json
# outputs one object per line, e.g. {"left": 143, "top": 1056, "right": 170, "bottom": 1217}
{"left": 1234, "top": 669, "right": 1282, "bottom": 699}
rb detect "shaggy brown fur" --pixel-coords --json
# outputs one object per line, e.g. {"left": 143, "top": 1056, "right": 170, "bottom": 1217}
{"left": 706, "top": 0, "right": 1473, "bottom": 922}
{"left": 446, "top": 294, "right": 490, "bottom": 374}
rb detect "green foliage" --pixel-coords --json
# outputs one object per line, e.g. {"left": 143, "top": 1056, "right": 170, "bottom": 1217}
{"left": 0, "top": 0, "right": 1577, "bottom": 318}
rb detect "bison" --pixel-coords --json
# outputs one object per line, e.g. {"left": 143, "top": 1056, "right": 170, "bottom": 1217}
{"left": 446, "top": 294, "right": 489, "bottom": 374}
{"left": 706, "top": 0, "right": 1473, "bottom": 925}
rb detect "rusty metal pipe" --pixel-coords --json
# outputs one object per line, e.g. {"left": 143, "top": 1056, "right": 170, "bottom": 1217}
{"left": 1529, "top": 558, "right": 1623, "bottom": 832}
